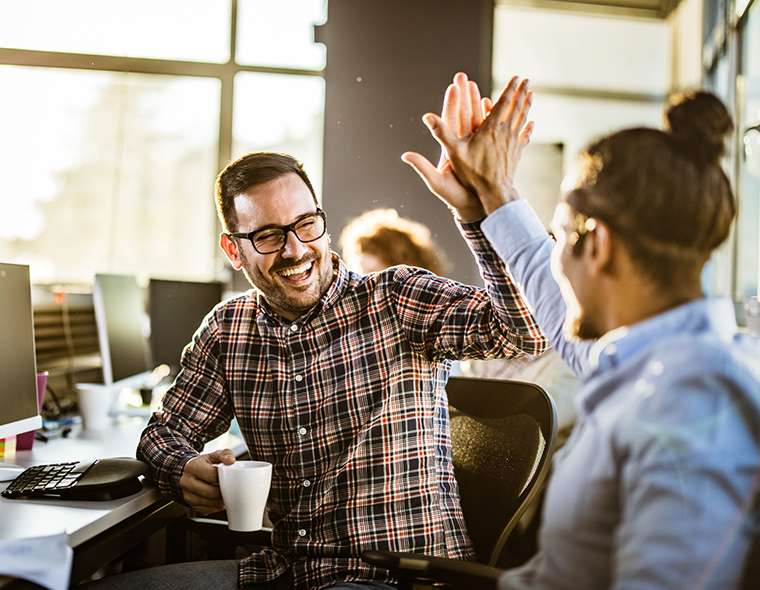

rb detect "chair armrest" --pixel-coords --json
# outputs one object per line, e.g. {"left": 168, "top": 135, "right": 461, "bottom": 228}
{"left": 0, "top": 576, "right": 46, "bottom": 590}
{"left": 181, "top": 516, "right": 272, "bottom": 547}
{"left": 361, "top": 550, "right": 503, "bottom": 589}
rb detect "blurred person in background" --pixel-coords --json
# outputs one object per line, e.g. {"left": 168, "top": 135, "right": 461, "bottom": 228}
{"left": 339, "top": 208, "right": 447, "bottom": 275}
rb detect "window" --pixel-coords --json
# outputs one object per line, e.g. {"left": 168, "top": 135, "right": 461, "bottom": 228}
{"left": 0, "top": 66, "right": 220, "bottom": 283}
{"left": 701, "top": 49, "right": 736, "bottom": 299}
{"left": 735, "top": 3, "right": 760, "bottom": 303}
{"left": 233, "top": 73, "right": 325, "bottom": 199}
{"left": 0, "top": 1, "right": 326, "bottom": 283}
{"left": 0, "top": 0, "right": 231, "bottom": 63}
{"left": 237, "top": 0, "right": 326, "bottom": 70}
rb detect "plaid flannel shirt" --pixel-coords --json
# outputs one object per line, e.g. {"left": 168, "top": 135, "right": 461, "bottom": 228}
{"left": 138, "top": 220, "right": 546, "bottom": 589}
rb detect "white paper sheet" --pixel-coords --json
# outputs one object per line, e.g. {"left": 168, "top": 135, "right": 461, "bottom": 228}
{"left": 0, "top": 532, "right": 72, "bottom": 590}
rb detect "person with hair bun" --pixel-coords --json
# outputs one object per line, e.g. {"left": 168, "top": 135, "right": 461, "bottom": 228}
{"left": 406, "top": 73, "right": 760, "bottom": 589}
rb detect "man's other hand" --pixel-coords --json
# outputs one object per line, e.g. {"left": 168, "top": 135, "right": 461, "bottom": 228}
{"left": 179, "top": 449, "right": 236, "bottom": 514}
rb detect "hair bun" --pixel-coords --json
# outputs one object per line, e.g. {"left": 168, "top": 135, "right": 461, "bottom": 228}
{"left": 665, "top": 91, "right": 733, "bottom": 165}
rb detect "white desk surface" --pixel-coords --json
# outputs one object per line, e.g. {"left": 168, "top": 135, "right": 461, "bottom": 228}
{"left": 0, "top": 417, "right": 246, "bottom": 547}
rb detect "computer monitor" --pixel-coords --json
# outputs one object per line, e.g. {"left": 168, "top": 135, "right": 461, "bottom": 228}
{"left": 0, "top": 263, "right": 42, "bottom": 479}
{"left": 93, "top": 274, "right": 152, "bottom": 389}
{"left": 148, "top": 279, "right": 223, "bottom": 374}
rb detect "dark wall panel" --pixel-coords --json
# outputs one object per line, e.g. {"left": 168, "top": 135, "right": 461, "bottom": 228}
{"left": 322, "top": 0, "right": 494, "bottom": 285}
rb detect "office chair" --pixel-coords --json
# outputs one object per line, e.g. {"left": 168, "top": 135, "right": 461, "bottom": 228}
{"left": 362, "top": 376, "right": 557, "bottom": 589}
{"left": 166, "top": 515, "right": 271, "bottom": 563}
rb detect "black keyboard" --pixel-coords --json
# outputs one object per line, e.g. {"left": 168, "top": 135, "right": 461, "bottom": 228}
{"left": 1, "top": 460, "right": 94, "bottom": 499}
{"left": 1, "top": 458, "right": 147, "bottom": 500}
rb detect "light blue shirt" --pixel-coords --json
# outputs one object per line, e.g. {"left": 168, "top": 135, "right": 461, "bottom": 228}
{"left": 481, "top": 199, "right": 760, "bottom": 590}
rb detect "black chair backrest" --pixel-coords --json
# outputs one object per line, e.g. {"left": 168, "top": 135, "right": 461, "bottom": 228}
{"left": 446, "top": 376, "right": 557, "bottom": 567}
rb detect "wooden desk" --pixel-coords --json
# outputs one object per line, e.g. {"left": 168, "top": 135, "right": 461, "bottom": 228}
{"left": 0, "top": 417, "right": 246, "bottom": 588}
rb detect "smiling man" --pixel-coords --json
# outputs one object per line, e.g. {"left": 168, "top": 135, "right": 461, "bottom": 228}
{"left": 128, "top": 150, "right": 548, "bottom": 590}
{"left": 220, "top": 169, "right": 333, "bottom": 320}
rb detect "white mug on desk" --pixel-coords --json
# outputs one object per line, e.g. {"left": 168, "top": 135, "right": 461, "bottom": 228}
{"left": 76, "top": 383, "right": 113, "bottom": 431}
{"left": 216, "top": 461, "right": 272, "bottom": 531}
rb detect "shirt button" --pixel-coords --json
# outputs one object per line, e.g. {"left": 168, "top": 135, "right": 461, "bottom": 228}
{"left": 298, "top": 427, "right": 307, "bottom": 436}
{"left": 290, "top": 324, "right": 299, "bottom": 333}
{"left": 295, "top": 374, "right": 303, "bottom": 382}
{"left": 298, "top": 529, "right": 307, "bottom": 537}
{"left": 303, "top": 479, "right": 311, "bottom": 487}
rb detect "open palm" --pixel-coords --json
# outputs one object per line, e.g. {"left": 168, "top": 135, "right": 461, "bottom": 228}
{"left": 402, "top": 73, "right": 491, "bottom": 222}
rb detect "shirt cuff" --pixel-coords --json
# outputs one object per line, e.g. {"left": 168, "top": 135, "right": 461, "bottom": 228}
{"left": 481, "top": 200, "right": 547, "bottom": 255}
{"left": 456, "top": 216, "right": 483, "bottom": 237}
{"left": 167, "top": 450, "right": 199, "bottom": 498}
{"left": 456, "top": 215, "right": 501, "bottom": 260}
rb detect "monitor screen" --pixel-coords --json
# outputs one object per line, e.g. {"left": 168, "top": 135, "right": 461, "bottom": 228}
{"left": 149, "top": 279, "right": 223, "bottom": 372}
{"left": 0, "top": 263, "right": 41, "bottom": 438}
{"left": 93, "top": 274, "right": 151, "bottom": 385}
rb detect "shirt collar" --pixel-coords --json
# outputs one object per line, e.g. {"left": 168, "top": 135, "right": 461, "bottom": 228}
{"left": 255, "top": 252, "right": 347, "bottom": 326}
{"left": 589, "top": 297, "right": 737, "bottom": 374}
{"left": 314, "top": 252, "right": 349, "bottom": 316}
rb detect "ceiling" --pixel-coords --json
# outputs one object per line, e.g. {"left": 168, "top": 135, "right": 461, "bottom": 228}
{"left": 500, "top": 0, "right": 683, "bottom": 19}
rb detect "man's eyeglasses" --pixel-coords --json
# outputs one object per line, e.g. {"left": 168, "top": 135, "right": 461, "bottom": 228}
{"left": 228, "top": 209, "right": 327, "bottom": 255}
{"left": 567, "top": 213, "right": 597, "bottom": 248}
{"left": 550, "top": 205, "right": 598, "bottom": 250}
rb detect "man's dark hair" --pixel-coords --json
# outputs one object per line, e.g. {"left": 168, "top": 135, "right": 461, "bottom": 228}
{"left": 215, "top": 152, "right": 318, "bottom": 231}
{"left": 565, "top": 91, "right": 735, "bottom": 288}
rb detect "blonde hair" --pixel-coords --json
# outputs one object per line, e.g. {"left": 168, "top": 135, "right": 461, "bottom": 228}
{"left": 339, "top": 208, "right": 447, "bottom": 275}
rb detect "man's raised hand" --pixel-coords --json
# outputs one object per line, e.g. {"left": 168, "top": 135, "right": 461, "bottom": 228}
{"left": 401, "top": 72, "right": 489, "bottom": 223}
{"left": 418, "top": 75, "right": 534, "bottom": 216}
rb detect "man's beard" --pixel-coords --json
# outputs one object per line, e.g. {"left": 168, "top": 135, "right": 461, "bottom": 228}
{"left": 564, "top": 300, "right": 603, "bottom": 341}
{"left": 240, "top": 249, "right": 334, "bottom": 317}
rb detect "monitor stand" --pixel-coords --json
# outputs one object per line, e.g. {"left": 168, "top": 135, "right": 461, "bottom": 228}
{"left": 0, "top": 462, "right": 25, "bottom": 482}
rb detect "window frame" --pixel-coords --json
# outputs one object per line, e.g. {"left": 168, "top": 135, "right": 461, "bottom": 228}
{"left": 0, "top": 0, "right": 325, "bottom": 277}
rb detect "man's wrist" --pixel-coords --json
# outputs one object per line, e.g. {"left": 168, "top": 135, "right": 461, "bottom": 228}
{"left": 453, "top": 206, "right": 486, "bottom": 224}
{"left": 480, "top": 186, "right": 521, "bottom": 214}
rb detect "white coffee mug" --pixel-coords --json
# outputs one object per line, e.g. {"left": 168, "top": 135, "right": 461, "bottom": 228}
{"left": 76, "top": 383, "right": 114, "bottom": 431}
{"left": 217, "top": 461, "right": 272, "bottom": 531}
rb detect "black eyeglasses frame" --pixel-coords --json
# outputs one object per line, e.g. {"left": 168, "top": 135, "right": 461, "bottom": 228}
{"left": 227, "top": 208, "right": 327, "bottom": 255}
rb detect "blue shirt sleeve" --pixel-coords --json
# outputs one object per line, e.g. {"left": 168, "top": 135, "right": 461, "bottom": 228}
{"left": 481, "top": 199, "right": 595, "bottom": 378}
